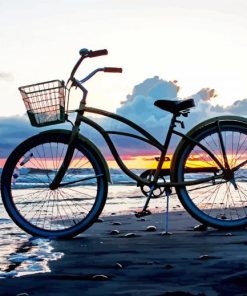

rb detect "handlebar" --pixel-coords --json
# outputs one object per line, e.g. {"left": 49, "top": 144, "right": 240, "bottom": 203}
{"left": 79, "top": 67, "right": 122, "bottom": 84}
{"left": 69, "top": 48, "right": 107, "bottom": 79}
{"left": 89, "top": 49, "right": 108, "bottom": 58}
{"left": 104, "top": 67, "right": 122, "bottom": 73}
{"left": 79, "top": 48, "right": 108, "bottom": 58}
{"left": 67, "top": 48, "right": 122, "bottom": 108}
{"left": 70, "top": 48, "right": 122, "bottom": 81}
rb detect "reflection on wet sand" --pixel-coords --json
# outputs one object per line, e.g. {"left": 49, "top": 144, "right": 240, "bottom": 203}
{"left": 0, "top": 207, "right": 63, "bottom": 278}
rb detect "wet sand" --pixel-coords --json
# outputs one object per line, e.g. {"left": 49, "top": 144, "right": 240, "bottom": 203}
{"left": 1, "top": 209, "right": 247, "bottom": 296}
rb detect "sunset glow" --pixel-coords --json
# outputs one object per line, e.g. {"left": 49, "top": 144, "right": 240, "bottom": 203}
{"left": 106, "top": 155, "right": 172, "bottom": 169}
{"left": 5, "top": 153, "right": 244, "bottom": 170}
{"left": 0, "top": 159, "right": 6, "bottom": 167}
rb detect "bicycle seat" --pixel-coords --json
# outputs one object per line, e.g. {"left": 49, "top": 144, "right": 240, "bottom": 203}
{"left": 154, "top": 98, "right": 195, "bottom": 114}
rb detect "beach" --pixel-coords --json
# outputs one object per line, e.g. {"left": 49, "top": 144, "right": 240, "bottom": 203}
{"left": 0, "top": 185, "right": 247, "bottom": 295}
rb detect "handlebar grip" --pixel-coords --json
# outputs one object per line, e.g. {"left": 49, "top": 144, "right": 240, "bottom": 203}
{"left": 88, "top": 49, "right": 108, "bottom": 58}
{"left": 104, "top": 67, "right": 123, "bottom": 73}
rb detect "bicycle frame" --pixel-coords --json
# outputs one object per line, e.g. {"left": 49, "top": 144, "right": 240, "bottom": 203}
{"left": 72, "top": 105, "right": 227, "bottom": 187}
{"left": 49, "top": 49, "right": 236, "bottom": 190}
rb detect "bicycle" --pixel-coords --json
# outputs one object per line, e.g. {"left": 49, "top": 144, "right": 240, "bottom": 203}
{"left": 1, "top": 48, "right": 247, "bottom": 239}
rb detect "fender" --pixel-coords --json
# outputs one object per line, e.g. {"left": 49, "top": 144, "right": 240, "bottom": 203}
{"left": 171, "top": 115, "right": 247, "bottom": 179}
{"left": 185, "top": 115, "right": 247, "bottom": 138}
{"left": 39, "top": 129, "right": 111, "bottom": 183}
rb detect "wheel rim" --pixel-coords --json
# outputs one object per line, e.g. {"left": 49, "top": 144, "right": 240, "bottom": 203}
{"left": 178, "top": 124, "right": 247, "bottom": 225}
{"left": 8, "top": 137, "right": 105, "bottom": 233}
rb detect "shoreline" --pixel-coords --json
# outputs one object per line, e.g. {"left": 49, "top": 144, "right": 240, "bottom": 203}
{"left": 0, "top": 210, "right": 247, "bottom": 295}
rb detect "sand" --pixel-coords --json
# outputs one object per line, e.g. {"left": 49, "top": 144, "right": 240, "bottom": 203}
{"left": 0, "top": 209, "right": 247, "bottom": 296}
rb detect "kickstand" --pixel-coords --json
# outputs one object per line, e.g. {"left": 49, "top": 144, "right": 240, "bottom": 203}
{"left": 163, "top": 188, "right": 172, "bottom": 235}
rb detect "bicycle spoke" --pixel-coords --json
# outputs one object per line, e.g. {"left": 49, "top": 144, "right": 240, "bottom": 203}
{"left": 8, "top": 135, "right": 106, "bottom": 233}
{"left": 178, "top": 123, "right": 247, "bottom": 227}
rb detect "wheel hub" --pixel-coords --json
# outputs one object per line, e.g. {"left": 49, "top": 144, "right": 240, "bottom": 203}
{"left": 223, "top": 169, "right": 235, "bottom": 181}
{"left": 223, "top": 169, "right": 238, "bottom": 190}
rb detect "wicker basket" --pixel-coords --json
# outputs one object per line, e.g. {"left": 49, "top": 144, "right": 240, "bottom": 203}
{"left": 19, "top": 80, "right": 66, "bottom": 127}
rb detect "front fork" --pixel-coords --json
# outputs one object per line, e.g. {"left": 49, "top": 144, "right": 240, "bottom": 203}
{"left": 49, "top": 125, "right": 79, "bottom": 190}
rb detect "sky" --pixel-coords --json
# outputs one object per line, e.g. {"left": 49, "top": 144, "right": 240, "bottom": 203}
{"left": 1, "top": 0, "right": 247, "bottom": 166}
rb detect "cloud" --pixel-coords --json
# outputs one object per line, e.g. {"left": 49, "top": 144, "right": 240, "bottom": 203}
{"left": 211, "top": 99, "right": 247, "bottom": 116}
{"left": 0, "top": 72, "right": 14, "bottom": 81}
{"left": 1, "top": 76, "right": 247, "bottom": 160}
{"left": 0, "top": 115, "right": 36, "bottom": 157}
{"left": 101, "top": 77, "right": 247, "bottom": 155}
{"left": 0, "top": 115, "right": 71, "bottom": 157}
{"left": 113, "top": 78, "right": 221, "bottom": 141}
{"left": 120, "top": 76, "right": 178, "bottom": 104}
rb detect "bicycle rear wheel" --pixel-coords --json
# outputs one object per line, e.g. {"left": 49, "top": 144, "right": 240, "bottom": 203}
{"left": 1, "top": 131, "right": 108, "bottom": 238}
{"left": 172, "top": 120, "right": 247, "bottom": 229}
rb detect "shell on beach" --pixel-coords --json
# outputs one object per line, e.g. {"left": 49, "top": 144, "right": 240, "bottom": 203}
{"left": 91, "top": 274, "right": 109, "bottom": 281}
{"left": 96, "top": 218, "right": 104, "bottom": 223}
{"left": 115, "top": 262, "right": 123, "bottom": 269}
{"left": 124, "top": 233, "right": 138, "bottom": 238}
{"left": 112, "top": 222, "right": 122, "bottom": 226}
{"left": 110, "top": 230, "right": 120, "bottom": 235}
{"left": 193, "top": 224, "right": 208, "bottom": 231}
{"left": 145, "top": 225, "right": 157, "bottom": 232}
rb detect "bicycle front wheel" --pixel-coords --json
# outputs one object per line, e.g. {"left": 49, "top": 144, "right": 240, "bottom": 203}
{"left": 172, "top": 120, "right": 247, "bottom": 229}
{"left": 1, "top": 131, "right": 108, "bottom": 238}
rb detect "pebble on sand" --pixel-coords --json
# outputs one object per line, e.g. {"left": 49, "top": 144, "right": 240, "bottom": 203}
{"left": 110, "top": 230, "right": 120, "bottom": 235}
{"left": 198, "top": 254, "right": 210, "bottom": 260}
{"left": 124, "top": 233, "right": 137, "bottom": 238}
{"left": 137, "top": 218, "right": 146, "bottom": 222}
{"left": 91, "top": 274, "right": 109, "bottom": 281}
{"left": 115, "top": 262, "right": 123, "bottom": 269}
{"left": 164, "top": 264, "right": 174, "bottom": 269}
{"left": 112, "top": 222, "right": 122, "bottom": 226}
{"left": 96, "top": 218, "right": 104, "bottom": 223}
{"left": 146, "top": 225, "right": 157, "bottom": 232}
{"left": 225, "top": 233, "right": 233, "bottom": 236}
{"left": 193, "top": 224, "right": 208, "bottom": 231}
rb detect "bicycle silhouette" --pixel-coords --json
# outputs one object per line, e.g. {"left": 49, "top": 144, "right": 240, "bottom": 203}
{"left": 1, "top": 49, "right": 247, "bottom": 238}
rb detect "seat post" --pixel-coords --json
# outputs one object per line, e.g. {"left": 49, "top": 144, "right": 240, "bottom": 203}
{"left": 153, "top": 113, "right": 178, "bottom": 183}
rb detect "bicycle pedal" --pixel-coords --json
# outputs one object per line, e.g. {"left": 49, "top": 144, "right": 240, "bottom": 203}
{"left": 135, "top": 210, "right": 152, "bottom": 218}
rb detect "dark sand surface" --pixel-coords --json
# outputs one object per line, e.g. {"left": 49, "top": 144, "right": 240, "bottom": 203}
{"left": 1, "top": 210, "right": 247, "bottom": 296}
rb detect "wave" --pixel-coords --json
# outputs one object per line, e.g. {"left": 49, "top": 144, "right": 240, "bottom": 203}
{"left": 2, "top": 168, "right": 247, "bottom": 189}
{"left": 7, "top": 168, "right": 142, "bottom": 189}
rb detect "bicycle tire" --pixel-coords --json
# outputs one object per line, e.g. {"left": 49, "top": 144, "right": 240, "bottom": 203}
{"left": 172, "top": 120, "right": 247, "bottom": 229}
{"left": 1, "top": 131, "right": 108, "bottom": 238}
